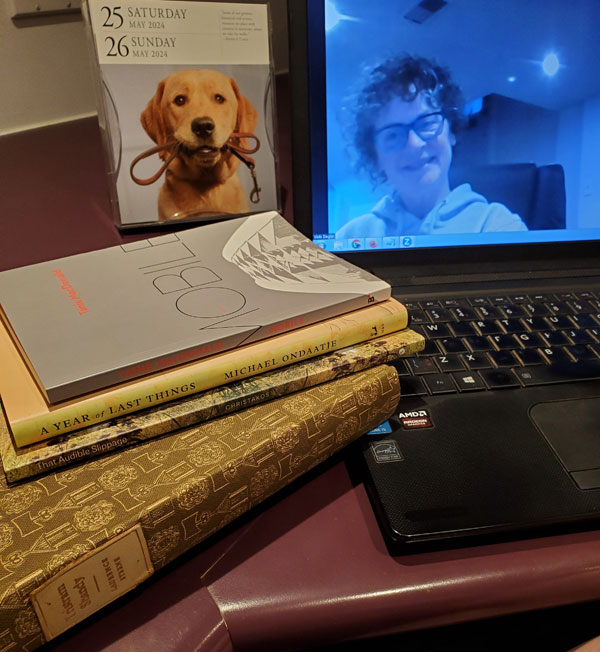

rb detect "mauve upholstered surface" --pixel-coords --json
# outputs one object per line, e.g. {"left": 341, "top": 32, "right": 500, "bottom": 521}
{"left": 3, "top": 118, "right": 600, "bottom": 651}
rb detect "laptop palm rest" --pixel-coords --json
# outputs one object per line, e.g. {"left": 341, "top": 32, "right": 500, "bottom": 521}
{"left": 531, "top": 398, "right": 600, "bottom": 490}
{"left": 361, "top": 382, "right": 600, "bottom": 550}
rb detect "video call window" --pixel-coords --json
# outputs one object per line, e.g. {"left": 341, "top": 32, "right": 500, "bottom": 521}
{"left": 311, "top": 0, "right": 600, "bottom": 251}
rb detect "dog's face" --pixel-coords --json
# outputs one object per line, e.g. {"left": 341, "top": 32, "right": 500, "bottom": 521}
{"left": 141, "top": 69, "right": 257, "bottom": 171}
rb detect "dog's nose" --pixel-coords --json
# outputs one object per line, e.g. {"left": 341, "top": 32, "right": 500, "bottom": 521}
{"left": 191, "top": 117, "right": 215, "bottom": 137}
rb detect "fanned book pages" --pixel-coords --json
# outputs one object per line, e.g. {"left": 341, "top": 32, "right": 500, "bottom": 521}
{"left": 0, "top": 212, "right": 390, "bottom": 405}
{"left": 82, "top": 0, "right": 279, "bottom": 227}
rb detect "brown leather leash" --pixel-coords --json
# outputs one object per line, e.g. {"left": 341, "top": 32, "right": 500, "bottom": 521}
{"left": 129, "top": 132, "right": 262, "bottom": 203}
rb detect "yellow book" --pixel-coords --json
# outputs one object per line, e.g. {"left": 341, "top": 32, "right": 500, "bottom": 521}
{"left": 1, "top": 329, "right": 424, "bottom": 483}
{"left": 0, "top": 298, "right": 408, "bottom": 447}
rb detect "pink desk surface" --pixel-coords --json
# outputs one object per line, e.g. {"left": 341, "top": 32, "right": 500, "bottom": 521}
{"left": 3, "top": 118, "right": 600, "bottom": 651}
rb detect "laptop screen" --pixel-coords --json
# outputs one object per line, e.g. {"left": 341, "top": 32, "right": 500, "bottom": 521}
{"left": 290, "top": 0, "right": 600, "bottom": 256}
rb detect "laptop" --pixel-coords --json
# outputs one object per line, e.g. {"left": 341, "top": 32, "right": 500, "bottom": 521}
{"left": 287, "top": 0, "right": 600, "bottom": 550}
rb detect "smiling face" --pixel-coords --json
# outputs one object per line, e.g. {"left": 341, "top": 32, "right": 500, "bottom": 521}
{"left": 374, "top": 92, "right": 455, "bottom": 217}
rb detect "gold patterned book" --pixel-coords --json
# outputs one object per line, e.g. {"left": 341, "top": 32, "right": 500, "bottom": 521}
{"left": 0, "top": 364, "right": 400, "bottom": 649}
{"left": 0, "top": 329, "right": 423, "bottom": 483}
{"left": 0, "top": 298, "right": 408, "bottom": 448}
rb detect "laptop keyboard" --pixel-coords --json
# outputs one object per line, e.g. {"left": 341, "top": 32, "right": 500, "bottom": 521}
{"left": 394, "top": 290, "right": 600, "bottom": 396}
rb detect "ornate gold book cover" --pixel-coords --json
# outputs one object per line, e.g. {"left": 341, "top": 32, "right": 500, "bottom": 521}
{"left": 0, "top": 364, "right": 400, "bottom": 649}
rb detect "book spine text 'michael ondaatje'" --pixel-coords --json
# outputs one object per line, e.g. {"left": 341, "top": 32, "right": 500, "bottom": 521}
{"left": 1, "top": 329, "right": 424, "bottom": 482}
{"left": 1, "top": 298, "right": 409, "bottom": 447}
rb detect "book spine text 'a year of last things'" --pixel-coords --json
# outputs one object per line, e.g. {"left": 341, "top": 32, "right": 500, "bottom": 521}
{"left": 1, "top": 298, "right": 408, "bottom": 447}
{"left": 1, "top": 329, "right": 424, "bottom": 482}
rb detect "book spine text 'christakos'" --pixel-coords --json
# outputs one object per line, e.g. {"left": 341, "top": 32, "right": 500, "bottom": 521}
{"left": 1, "top": 329, "right": 424, "bottom": 482}
{"left": 2, "top": 299, "right": 408, "bottom": 447}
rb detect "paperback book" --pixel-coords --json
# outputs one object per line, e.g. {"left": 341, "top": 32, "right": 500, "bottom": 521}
{"left": 0, "top": 211, "right": 390, "bottom": 404}
{"left": 0, "top": 329, "right": 424, "bottom": 482}
{"left": 82, "top": 0, "right": 279, "bottom": 227}
{"left": 0, "top": 364, "right": 401, "bottom": 649}
{"left": 0, "top": 298, "right": 407, "bottom": 447}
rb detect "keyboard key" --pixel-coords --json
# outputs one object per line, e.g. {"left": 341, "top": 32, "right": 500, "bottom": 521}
{"left": 499, "top": 318, "right": 527, "bottom": 333}
{"left": 529, "top": 293, "right": 555, "bottom": 303}
{"left": 439, "top": 337, "right": 468, "bottom": 353}
{"left": 452, "top": 370, "right": 486, "bottom": 391}
{"left": 390, "top": 359, "right": 411, "bottom": 376}
{"left": 442, "top": 299, "right": 470, "bottom": 309}
{"left": 568, "top": 300, "right": 595, "bottom": 313}
{"left": 408, "top": 309, "right": 429, "bottom": 325}
{"left": 523, "top": 316, "right": 549, "bottom": 331}
{"left": 418, "top": 339, "right": 441, "bottom": 356}
{"left": 541, "top": 347, "right": 572, "bottom": 364}
{"left": 570, "top": 314, "right": 600, "bottom": 329}
{"left": 479, "top": 368, "right": 521, "bottom": 389}
{"left": 421, "top": 323, "right": 452, "bottom": 338}
{"left": 449, "top": 321, "right": 478, "bottom": 337}
{"left": 546, "top": 301, "right": 570, "bottom": 315}
{"left": 565, "top": 345, "right": 597, "bottom": 361}
{"left": 525, "top": 302, "right": 550, "bottom": 316}
{"left": 565, "top": 329, "right": 595, "bottom": 345}
{"left": 400, "top": 376, "right": 428, "bottom": 396}
{"left": 545, "top": 315, "right": 573, "bottom": 329}
{"left": 461, "top": 351, "right": 492, "bottom": 369}
{"left": 477, "top": 305, "right": 502, "bottom": 319}
{"left": 402, "top": 301, "right": 420, "bottom": 311}
{"left": 451, "top": 306, "right": 477, "bottom": 321}
{"left": 507, "top": 294, "right": 528, "bottom": 304}
{"left": 491, "top": 333, "right": 519, "bottom": 349}
{"left": 407, "top": 357, "right": 438, "bottom": 374}
{"left": 515, "top": 348, "right": 545, "bottom": 365}
{"left": 465, "top": 335, "right": 494, "bottom": 351}
{"left": 500, "top": 304, "right": 527, "bottom": 318}
{"left": 423, "top": 373, "right": 457, "bottom": 394}
{"left": 474, "top": 320, "right": 503, "bottom": 335}
{"left": 435, "top": 354, "right": 465, "bottom": 372}
{"left": 514, "top": 360, "right": 600, "bottom": 386}
{"left": 470, "top": 297, "right": 491, "bottom": 306}
{"left": 515, "top": 332, "right": 545, "bottom": 348}
{"left": 426, "top": 308, "right": 454, "bottom": 322}
{"left": 488, "top": 350, "right": 520, "bottom": 367}
{"left": 541, "top": 330, "right": 570, "bottom": 346}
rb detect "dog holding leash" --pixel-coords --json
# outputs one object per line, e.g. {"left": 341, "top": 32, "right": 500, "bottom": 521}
{"left": 131, "top": 69, "right": 261, "bottom": 221}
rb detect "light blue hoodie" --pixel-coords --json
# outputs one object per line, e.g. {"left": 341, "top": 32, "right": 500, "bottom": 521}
{"left": 336, "top": 184, "right": 528, "bottom": 239}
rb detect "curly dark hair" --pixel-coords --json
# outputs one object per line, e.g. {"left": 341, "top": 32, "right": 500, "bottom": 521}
{"left": 350, "top": 54, "right": 465, "bottom": 183}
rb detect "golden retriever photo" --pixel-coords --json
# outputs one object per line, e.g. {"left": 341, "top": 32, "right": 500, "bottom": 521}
{"left": 138, "top": 69, "right": 259, "bottom": 221}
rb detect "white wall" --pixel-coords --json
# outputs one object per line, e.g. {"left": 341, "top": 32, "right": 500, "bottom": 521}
{"left": 0, "top": 0, "right": 288, "bottom": 136}
{"left": 0, "top": 8, "right": 96, "bottom": 134}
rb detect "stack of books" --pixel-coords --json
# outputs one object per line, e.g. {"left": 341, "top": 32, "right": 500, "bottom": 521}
{"left": 0, "top": 211, "right": 423, "bottom": 648}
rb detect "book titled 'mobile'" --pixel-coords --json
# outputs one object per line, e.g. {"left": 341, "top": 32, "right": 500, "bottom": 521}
{"left": 0, "top": 212, "right": 390, "bottom": 404}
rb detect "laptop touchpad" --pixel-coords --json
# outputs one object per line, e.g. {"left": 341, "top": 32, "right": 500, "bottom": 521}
{"left": 531, "top": 397, "right": 600, "bottom": 490}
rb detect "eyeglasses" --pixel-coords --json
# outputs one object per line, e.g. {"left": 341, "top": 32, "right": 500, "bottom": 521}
{"left": 374, "top": 112, "right": 445, "bottom": 152}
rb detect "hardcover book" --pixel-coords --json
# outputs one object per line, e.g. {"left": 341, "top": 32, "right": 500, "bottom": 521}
{"left": 0, "top": 298, "right": 407, "bottom": 448}
{"left": 0, "top": 211, "right": 390, "bottom": 405}
{"left": 82, "top": 0, "right": 279, "bottom": 227}
{"left": 0, "top": 364, "right": 400, "bottom": 649}
{"left": 0, "top": 330, "right": 424, "bottom": 482}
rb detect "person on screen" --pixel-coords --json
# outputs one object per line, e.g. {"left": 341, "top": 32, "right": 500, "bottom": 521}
{"left": 336, "top": 55, "right": 528, "bottom": 239}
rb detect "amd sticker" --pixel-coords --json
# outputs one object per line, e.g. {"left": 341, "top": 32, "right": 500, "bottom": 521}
{"left": 398, "top": 409, "right": 432, "bottom": 429}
